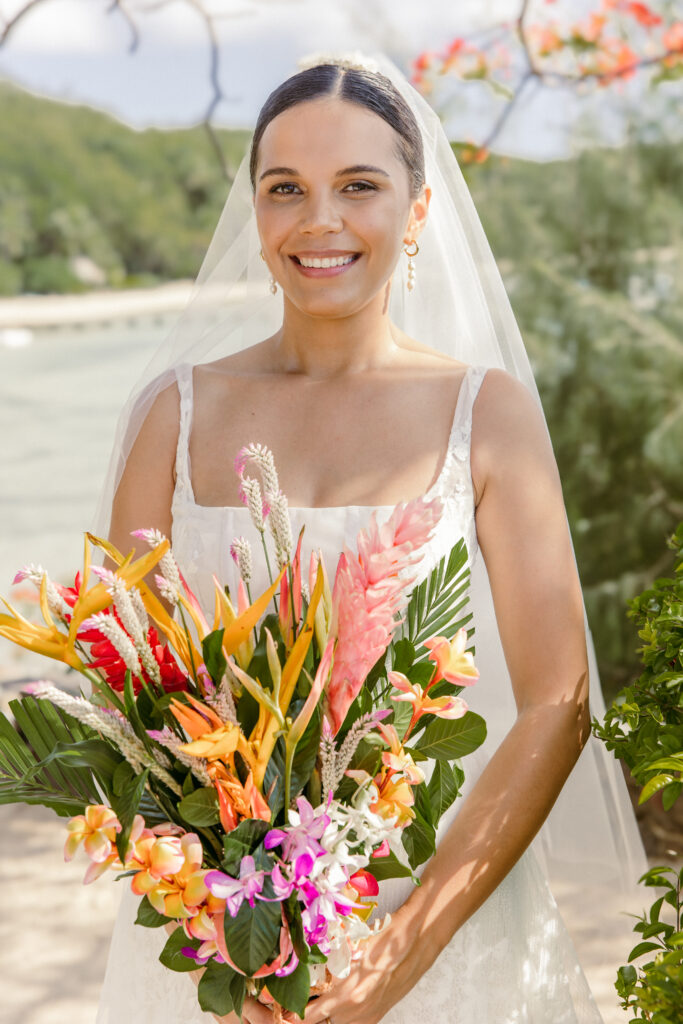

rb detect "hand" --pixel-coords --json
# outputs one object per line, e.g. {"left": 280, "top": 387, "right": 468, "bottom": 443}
{"left": 213, "top": 998, "right": 274, "bottom": 1024}
{"left": 301, "top": 906, "right": 419, "bottom": 1024}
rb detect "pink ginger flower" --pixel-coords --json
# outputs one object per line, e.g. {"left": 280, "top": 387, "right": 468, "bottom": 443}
{"left": 326, "top": 496, "right": 442, "bottom": 734}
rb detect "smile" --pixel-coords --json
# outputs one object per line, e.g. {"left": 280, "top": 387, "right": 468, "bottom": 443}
{"left": 290, "top": 253, "right": 362, "bottom": 277}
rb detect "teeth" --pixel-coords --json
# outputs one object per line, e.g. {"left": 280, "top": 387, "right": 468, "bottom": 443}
{"left": 298, "top": 254, "right": 356, "bottom": 269}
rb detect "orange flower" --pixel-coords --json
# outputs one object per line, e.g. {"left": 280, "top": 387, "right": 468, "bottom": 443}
{"left": 423, "top": 628, "right": 479, "bottom": 686}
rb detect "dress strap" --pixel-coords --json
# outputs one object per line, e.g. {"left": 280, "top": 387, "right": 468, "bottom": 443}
{"left": 438, "top": 364, "right": 488, "bottom": 499}
{"left": 173, "top": 362, "right": 194, "bottom": 501}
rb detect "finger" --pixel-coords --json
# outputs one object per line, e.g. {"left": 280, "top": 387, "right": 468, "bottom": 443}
{"left": 301, "top": 998, "right": 335, "bottom": 1024}
{"left": 242, "top": 995, "right": 276, "bottom": 1024}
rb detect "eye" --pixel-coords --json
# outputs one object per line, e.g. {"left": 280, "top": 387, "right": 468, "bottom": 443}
{"left": 269, "top": 182, "right": 301, "bottom": 195}
{"left": 343, "top": 181, "right": 377, "bottom": 193}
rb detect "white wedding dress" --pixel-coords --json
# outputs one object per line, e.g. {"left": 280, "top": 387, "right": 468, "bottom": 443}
{"left": 96, "top": 362, "right": 605, "bottom": 1023}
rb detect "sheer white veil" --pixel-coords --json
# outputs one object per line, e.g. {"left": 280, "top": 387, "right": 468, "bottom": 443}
{"left": 92, "top": 49, "right": 646, "bottom": 893}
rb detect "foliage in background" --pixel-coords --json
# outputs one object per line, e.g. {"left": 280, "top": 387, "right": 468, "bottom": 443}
{"left": 594, "top": 524, "right": 682, "bottom": 1022}
{"left": 0, "top": 84, "right": 681, "bottom": 698}
{"left": 615, "top": 865, "right": 683, "bottom": 1023}
{"left": 594, "top": 523, "right": 682, "bottom": 804}
{"left": 0, "top": 83, "right": 249, "bottom": 293}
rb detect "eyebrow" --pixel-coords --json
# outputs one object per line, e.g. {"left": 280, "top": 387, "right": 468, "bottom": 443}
{"left": 258, "top": 164, "right": 390, "bottom": 183}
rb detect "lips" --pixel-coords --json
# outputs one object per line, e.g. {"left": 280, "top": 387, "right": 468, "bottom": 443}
{"left": 289, "top": 253, "right": 362, "bottom": 277}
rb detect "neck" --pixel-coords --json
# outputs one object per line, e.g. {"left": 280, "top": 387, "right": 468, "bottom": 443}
{"left": 271, "top": 284, "right": 400, "bottom": 379}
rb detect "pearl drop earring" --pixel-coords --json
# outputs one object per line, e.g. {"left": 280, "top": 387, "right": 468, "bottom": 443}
{"left": 404, "top": 239, "right": 419, "bottom": 291}
{"left": 260, "top": 248, "right": 277, "bottom": 294}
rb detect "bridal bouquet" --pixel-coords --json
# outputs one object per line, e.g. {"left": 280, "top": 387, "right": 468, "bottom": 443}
{"left": 0, "top": 444, "right": 485, "bottom": 1021}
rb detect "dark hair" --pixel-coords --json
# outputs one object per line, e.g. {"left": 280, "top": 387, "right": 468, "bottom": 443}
{"left": 249, "top": 63, "right": 425, "bottom": 198}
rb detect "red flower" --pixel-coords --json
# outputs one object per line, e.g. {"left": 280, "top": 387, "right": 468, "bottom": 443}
{"left": 55, "top": 574, "right": 188, "bottom": 695}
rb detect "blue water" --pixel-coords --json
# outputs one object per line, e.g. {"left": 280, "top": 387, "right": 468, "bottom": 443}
{"left": 0, "top": 315, "right": 174, "bottom": 591}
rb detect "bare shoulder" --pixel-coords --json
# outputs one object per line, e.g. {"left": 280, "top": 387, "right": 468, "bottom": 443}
{"left": 471, "top": 368, "right": 558, "bottom": 504}
{"left": 130, "top": 374, "right": 182, "bottom": 464}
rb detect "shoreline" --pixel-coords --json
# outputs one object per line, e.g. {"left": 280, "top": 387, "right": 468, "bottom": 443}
{"left": 0, "top": 279, "right": 196, "bottom": 329}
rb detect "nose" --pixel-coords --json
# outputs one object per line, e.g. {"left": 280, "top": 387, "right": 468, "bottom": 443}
{"left": 298, "top": 189, "right": 343, "bottom": 235}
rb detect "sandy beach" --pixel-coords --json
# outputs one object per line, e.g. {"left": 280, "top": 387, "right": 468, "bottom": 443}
{"left": 0, "top": 280, "right": 195, "bottom": 330}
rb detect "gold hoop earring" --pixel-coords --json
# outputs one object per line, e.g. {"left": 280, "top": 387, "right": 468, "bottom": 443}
{"left": 260, "top": 248, "right": 265, "bottom": 260}
{"left": 404, "top": 239, "right": 419, "bottom": 291}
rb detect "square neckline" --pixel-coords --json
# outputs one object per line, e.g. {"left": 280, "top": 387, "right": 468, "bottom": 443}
{"left": 174, "top": 362, "right": 480, "bottom": 514}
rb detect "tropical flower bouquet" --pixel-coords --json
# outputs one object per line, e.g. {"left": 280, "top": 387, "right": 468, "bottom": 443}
{"left": 0, "top": 444, "right": 485, "bottom": 1021}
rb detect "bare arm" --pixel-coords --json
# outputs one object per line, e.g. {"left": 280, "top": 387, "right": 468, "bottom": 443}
{"left": 303, "top": 368, "right": 592, "bottom": 1024}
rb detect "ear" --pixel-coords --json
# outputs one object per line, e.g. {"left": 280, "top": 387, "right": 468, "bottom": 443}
{"left": 404, "top": 184, "right": 431, "bottom": 244}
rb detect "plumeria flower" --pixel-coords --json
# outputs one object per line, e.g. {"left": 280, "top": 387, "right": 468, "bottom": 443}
{"left": 64, "top": 804, "right": 121, "bottom": 864}
{"left": 377, "top": 722, "right": 425, "bottom": 784}
{"left": 130, "top": 833, "right": 210, "bottom": 920}
{"left": 205, "top": 855, "right": 266, "bottom": 917}
{"left": 388, "top": 670, "right": 468, "bottom": 724}
{"left": 424, "top": 628, "right": 479, "bottom": 685}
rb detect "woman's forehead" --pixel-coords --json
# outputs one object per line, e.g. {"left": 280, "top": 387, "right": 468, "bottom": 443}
{"left": 257, "top": 98, "right": 401, "bottom": 173}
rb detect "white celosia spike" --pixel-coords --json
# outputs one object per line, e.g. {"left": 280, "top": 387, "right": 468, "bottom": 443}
{"left": 243, "top": 443, "right": 280, "bottom": 498}
{"left": 148, "top": 727, "right": 212, "bottom": 786}
{"left": 89, "top": 613, "right": 143, "bottom": 678}
{"left": 108, "top": 581, "right": 162, "bottom": 686}
{"left": 267, "top": 491, "right": 293, "bottom": 567}
{"left": 333, "top": 712, "right": 388, "bottom": 791}
{"left": 129, "top": 587, "right": 149, "bottom": 633}
{"left": 154, "top": 573, "right": 179, "bottom": 606}
{"left": 206, "top": 674, "right": 238, "bottom": 726}
{"left": 131, "top": 528, "right": 182, "bottom": 599}
{"left": 13, "top": 564, "right": 70, "bottom": 620}
{"left": 26, "top": 683, "right": 182, "bottom": 795}
{"left": 240, "top": 476, "right": 266, "bottom": 533}
{"left": 320, "top": 723, "right": 338, "bottom": 801}
{"left": 230, "top": 536, "right": 253, "bottom": 585}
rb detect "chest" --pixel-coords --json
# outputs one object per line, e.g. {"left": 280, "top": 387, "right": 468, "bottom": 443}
{"left": 187, "top": 370, "right": 467, "bottom": 508}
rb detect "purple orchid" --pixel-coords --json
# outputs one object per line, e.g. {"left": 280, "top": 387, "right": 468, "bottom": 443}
{"left": 205, "top": 855, "right": 266, "bottom": 917}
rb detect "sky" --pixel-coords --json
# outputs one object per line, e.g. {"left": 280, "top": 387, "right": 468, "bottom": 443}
{"left": 0, "top": 0, "right": 680, "bottom": 159}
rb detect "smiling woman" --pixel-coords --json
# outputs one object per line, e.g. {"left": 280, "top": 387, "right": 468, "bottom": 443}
{"left": 92, "top": 51, "right": 646, "bottom": 1024}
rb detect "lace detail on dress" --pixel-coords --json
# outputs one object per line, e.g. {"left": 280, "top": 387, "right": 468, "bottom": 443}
{"left": 173, "top": 362, "right": 194, "bottom": 502}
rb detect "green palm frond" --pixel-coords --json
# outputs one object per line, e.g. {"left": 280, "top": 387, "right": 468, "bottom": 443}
{"left": 402, "top": 539, "right": 473, "bottom": 652}
{"left": 0, "top": 695, "right": 105, "bottom": 817}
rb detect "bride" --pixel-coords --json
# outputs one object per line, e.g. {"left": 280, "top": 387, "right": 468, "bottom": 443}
{"left": 95, "top": 53, "right": 646, "bottom": 1024}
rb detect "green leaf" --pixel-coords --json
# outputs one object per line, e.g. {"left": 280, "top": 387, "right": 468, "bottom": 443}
{"left": 135, "top": 895, "right": 171, "bottom": 928}
{"left": 391, "top": 638, "right": 416, "bottom": 674}
{"left": 221, "top": 818, "right": 271, "bottom": 875}
{"left": 111, "top": 767, "right": 149, "bottom": 861}
{"left": 416, "top": 712, "right": 486, "bottom": 760}
{"left": 265, "top": 962, "right": 311, "bottom": 1018}
{"left": 427, "top": 759, "right": 462, "bottom": 824}
{"left": 639, "top": 773, "right": 675, "bottom": 803}
{"left": 159, "top": 927, "right": 201, "bottom": 972}
{"left": 178, "top": 787, "right": 221, "bottom": 827}
{"left": 402, "top": 808, "right": 436, "bottom": 869}
{"left": 6, "top": 696, "right": 103, "bottom": 811}
{"left": 403, "top": 540, "right": 472, "bottom": 650}
{"left": 365, "top": 851, "right": 414, "bottom": 883}
{"left": 202, "top": 629, "right": 227, "bottom": 687}
{"left": 197, "top": 959, "right": 236, "bottom": 1015}
{"left": 628, "top": 940, "right": 663, "bottom": 961}
{"left": 223, "top": 895, "right": 282, "bottom": 976}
